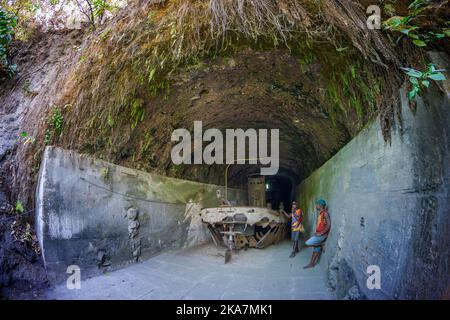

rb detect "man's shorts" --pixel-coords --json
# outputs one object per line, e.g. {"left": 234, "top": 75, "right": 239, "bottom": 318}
{"left": 291, "top": 230, "right": 301, "bottom": 241}
{"left": 305, "top": 235, "right": 327, "bottom": 252}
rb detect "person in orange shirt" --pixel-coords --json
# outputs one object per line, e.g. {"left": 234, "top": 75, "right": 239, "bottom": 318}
{"left": 280, "top": 201, "right": 304, "bottom": 258}
{"left": 303, "top": 199, "right": 330, "bottom": 269}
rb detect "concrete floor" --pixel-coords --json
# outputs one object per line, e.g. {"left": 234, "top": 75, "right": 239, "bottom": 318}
{"left": 44, "top": 241, "right": 335, "bottom": 300}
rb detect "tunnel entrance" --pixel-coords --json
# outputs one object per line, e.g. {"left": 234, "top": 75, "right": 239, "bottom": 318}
{"left": 246, "top": 173, "right": 293, "bottom": 211}
{"left": 265, "top": 175, "right": 293, "bottom": 211}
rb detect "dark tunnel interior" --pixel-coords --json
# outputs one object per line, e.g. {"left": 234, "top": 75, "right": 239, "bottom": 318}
{"left": 265, "top": 175, "right": 293, "bottom": 211}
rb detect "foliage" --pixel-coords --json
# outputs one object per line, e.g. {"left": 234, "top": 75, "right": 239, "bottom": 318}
{"left": 44, "top": 106, "right": 64, "bottom": 144}
{"left": 50, "top": 106, "right": 64, "bottom": 135}
{"left": 72, "top": 0, "right": 398, "bottom": 131}
{"left": 383, "top": 0, "right": 448, "bottom": 47}
{"left": 401, "top": 63, "right": 446, "bottom": 101}
{"left": 0, "top": 7, "right": 17, "bottom": 79}
{"left": 44, "top": 129, "right": 52, "bottom": 145}
{"left": 15, "top": 200, "right": 24, "bottom": 213}
{"left": 383, "top": 2, "right": 396, "bottom": 17}
{"left": 19, "top": 131, "right": 36, "bottom": 145}
{"left": 92, "top": 0, "right": 115, "bottom": 20}
{"left": 4, "top": 0, "right": 118, "bottom": 34}
{"left": 73, "top": 0, "right": 117, "bottom": 29}
{"left": 21, "top": 223, "right": 33, "bottom": 243}
{"left": 46, "top": 0, "right": 411, "bottom": 154}
{"left": 129, "top": 98, "right": 145, "bottom": 129}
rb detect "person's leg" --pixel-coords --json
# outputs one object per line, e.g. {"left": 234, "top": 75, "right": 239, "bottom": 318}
{"left": 290, "top": 231, "right": 299, "bottom": 257}
{"left": 303, "top": 236, "right": 325, "bottom": 268}
{"left": 305, "top": 235, "right": 326, "bottom": 247}
{"left": 289, "top": 241, "right": 296, "bottom": 258}
{"left": 312, "top": 246, "right": 322, "bottom": 265}
{"left": 304, "top": 236, "right": 315, "bottom": 248}
{"left": 313, "top": 252, "right": 321, "bottom": 265}
{"left": 303, "top": 246, "right": 321, "bottom": 269}
{"left": 304, "top": 235, "right": 317, "bottom": 248}
{"left": 303, "top": 251, "right": 320, "bottom": 269}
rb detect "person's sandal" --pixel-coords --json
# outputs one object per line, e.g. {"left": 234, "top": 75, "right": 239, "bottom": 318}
{"left": 289, "top": 252, "right": 296, "bottom": 258}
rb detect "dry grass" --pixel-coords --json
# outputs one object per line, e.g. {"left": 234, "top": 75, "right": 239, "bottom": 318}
{"left": 136, "top": 0, "right": 402, "bottom": 79}
{"left": 52, "top": 0, "right": 413, "bottom": 155}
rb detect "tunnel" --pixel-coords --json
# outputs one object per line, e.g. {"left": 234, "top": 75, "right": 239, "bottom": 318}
{"left": 1, "top": 0, "right": 449, "bottom": 301}
{"left": 32, "top": 42, "right": 449, "bottom": 299}
{"left": 28, "top": 38, "right": 450, "bottom": 301}
{"left": 265, "top": 174, "right": 294, "bottom": 211}
{"left": 7, "top": 35, "right": 449, "bottom": 301}
{"left": 57, "top": 49, "right": 355, "bottom": 193}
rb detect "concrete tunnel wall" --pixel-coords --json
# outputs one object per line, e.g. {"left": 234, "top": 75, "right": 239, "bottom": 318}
{"left": 36, "top": 146, "right": 247, "bottom": 283}
{"left": 35, "top": 52, "right": 449, "bottom": 297}
{"left": 297, "top": 52, "right": 450, "bottom": 300}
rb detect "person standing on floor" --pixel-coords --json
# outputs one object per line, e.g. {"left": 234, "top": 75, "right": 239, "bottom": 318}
{"left": 303, "top": 199, "right": 330, "bottom": 269}
{"left": 280, "top": 201, "right": 304, "bottom": 258}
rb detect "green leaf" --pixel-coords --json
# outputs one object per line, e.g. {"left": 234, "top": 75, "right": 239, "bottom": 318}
{"left": 350, "top": 65, "right": 356, "bottom": 78}
{"left": 427, "top": 73, "right": 446, "bottom": 81}
{"left": 408, "top": 90, "right": 417, "bottom": 101}
{"left": 15, "top": 201, "right": 24, "bottom": 213}
{"left": 409, "top": 77, "right": 419, "bottom": 85}
{"left": 148, "top": 68, "right": 156, "bottom": 82}
{"left": 428, "top": 64, "right": 436, "bottom": 73}
{"left": 401, "top": 67, "right": 422, "bottom": 78}
{"left": 336, "top": 47, "right": 348, "bottom": 52}
{"left": 421, "top": 80, "right": 430, "bottom": 88}
{"left": 412, "top": 39, "right": 427, "bottom": 47}
{"left": 383, "top": 16, "right": 403, "bottom": 29}
{"left": 107, "top": 113, "right": 114, "bottom": 127}
{"left": 400, "top": 29, "right": 410, "bottom": 35}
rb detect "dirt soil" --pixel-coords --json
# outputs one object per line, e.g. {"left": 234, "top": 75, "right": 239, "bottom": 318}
{"left": 0, "top": 29, "right": 85, "bottom": 300}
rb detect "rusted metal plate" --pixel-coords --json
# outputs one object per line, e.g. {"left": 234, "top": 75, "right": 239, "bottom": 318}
{"left": 200, "top": 206, "right": 287, "bottom": 225}
{"left": 201, "top": 206, "right": 288, "bottom": 261}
